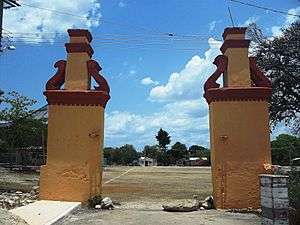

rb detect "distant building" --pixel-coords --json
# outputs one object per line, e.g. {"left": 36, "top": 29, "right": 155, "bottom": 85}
{"left": 138, "top": 157, "right": 156, "bottom": 166}
{"left": 184, "top": 157, "right": 208, "bottom": 166}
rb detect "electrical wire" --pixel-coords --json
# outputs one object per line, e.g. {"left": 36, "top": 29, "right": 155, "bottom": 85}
{"left": 230, "top": 0, "right": 300, "bottom": 18}
{"left": 19, "top": 2, "right": 168, "bottom": 36}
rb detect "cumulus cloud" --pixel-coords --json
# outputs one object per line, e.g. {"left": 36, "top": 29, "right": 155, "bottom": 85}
{"left": 149, "top": 38, "right": 222, "bottom": 102}
{"left": 3, "top": 0, "right": 101, "bottom": 42}
{"left": 105, "top": 107, "right": 210, "bottom": 150}
{"left": 271, "top": 6, "right": 300, "bottom": 36}
{"left": 141, "top": 77, "right": 159, "bottom": 86}
{"left": 285, "top": 6, "right": 300, "bottom": 26}
{"left": 105, "top": 38, "right": 223, "bottom": 149}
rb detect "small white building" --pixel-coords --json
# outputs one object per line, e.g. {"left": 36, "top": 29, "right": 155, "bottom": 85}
{"left": 138, "top": 157, "right": 156, "bottom": 167}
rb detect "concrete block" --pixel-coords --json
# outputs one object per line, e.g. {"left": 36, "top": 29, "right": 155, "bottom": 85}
{"left": 260, "top": 187, "right": 288, "bottom": 199}
{"left": 261, "top": 217, "right": 289, "bottom": 225}
{"left": 261, "top": 207, "right": 289, "bottom": 220}
{"left": 261, "top": 196, "right": 289, "bottom": 209}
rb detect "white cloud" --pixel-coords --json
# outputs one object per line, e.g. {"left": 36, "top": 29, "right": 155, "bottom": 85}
{"left": 285, "top": 6, "right": 300, "bottom": 26}
{"left": 141, "top": 77, "right": 159, "bottom": 86}
{"left": 240, "top": 16, "right": 260, "bottom": 27}
{"left": 271, "top": 6, "right": 300, "bottom": 36}
{"left": 105, "top": 38, "right": 223, "bottom": 149}
{"left": 105, "top": 107, "right": 210, "bottom": 150}
{"left": 3, "top": 0, "right": 101, "bottom": 43}
{"left": 271, "top": 26, "right": 282, "bottom": 36}
{"left": 118, "top": 1, "right": 126, "bottom": 8}
{"left": 149, "top": 38, "right": 222, "bottom": 102}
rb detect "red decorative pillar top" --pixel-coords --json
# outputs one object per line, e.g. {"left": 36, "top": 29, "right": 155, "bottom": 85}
{"left": 44, "top": 29, "right": 110, "bottom": 108}
{"left": 203, "top": 27, "right": 272, "bottom": 104}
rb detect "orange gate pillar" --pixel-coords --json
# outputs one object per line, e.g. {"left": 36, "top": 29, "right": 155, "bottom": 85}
{"left": 204, "top": 27, "right": 272, "bottom": 209}
{"left": 39, "top": 29, "right": 110, "bottom": 203}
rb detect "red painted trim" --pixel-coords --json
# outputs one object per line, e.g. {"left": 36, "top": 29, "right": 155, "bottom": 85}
{"left": 204, "top": 55, "right": 228, "bottom": 92}
{"left": 222, "top": 27, "right": 247, "bottom": 40}
{"left": 87, "top": 60, "right": 110, "bottom": 94}
{"left": 44, "top": 90, "right": 110, "bottom": 108}
{"left": 204, "top": 87, "right": 272, "bottom": 104}
{"left": 220, "top": 40, "right": 250, "bottom": 53}
{"left": 65, "top": 43, "right": 94, "bottom": 58}
{"left": 249, "top": 57, "right": 272, "bottom": 88}
{"left": 67, "top": 29, "right": 92, "bottom": 42}
{"left": 46, "top": 60, "right": 66, "bottom": 90}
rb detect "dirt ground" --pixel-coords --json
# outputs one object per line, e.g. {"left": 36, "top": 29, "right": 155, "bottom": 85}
{"left": 102, "top": 166, "right": 212, "bottom": 209}
{"left": 0, "top": 166, "right": 261, "bottom": 225}
{"left": 0, "top": 166, "right": 39, "bottom": 192}
{"left": 57, "top": 207, "right": 260, "bottom": 225}
{"left": 59, "top": 166, "right": 260, "bottom": 225}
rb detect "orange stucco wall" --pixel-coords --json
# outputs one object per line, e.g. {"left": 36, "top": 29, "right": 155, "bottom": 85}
{"left": 64, "top": 52, "right": 91, "bottom": 90}
{"left": 223, "top": 48, "right": 251, "bottom": 87}
{"left": 209, "top": 100, "right": 272, "bottom": 208}
{"left": 39, "top": 105, "right": 104, "bottom": 203}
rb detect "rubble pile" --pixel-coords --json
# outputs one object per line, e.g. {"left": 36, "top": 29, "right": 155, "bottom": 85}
{"left": 0, "top": 186, "right": 39, "bottom": 210}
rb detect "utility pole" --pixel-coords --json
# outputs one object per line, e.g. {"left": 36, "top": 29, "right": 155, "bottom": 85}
{"left": 0, "top": 0, "right": 21, "bottom": 52}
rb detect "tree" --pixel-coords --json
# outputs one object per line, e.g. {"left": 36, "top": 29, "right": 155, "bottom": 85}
{"left": 143, "top": 145, "right": 159, "bottom": 159}
{"left": 247, "top": 22, "right": 300, "bottom": 135}
{"left": 170, "top": 141, "right": 188, "bottom": 162}
{"left": 155, "top": 128, "right": 171, "bottom": 165}
{"left": 0, "top": 91, "right": 45, "bottom": 170}
{"left": 119, "top": 144, "right": 138, "bottom": 165}
{"left": 271, "top": 134, "right": 300, "bottom": 166}
{"left": 189, "top": 145, "right": 208, "bottom": 157}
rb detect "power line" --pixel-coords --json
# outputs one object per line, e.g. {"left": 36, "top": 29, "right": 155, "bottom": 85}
{"left": 20, "top": 2, "right": 168, "bottom": 36}
{"left": 230, "top": 0, "right": 300, "bottom": 18}
{"left": 19, "top": 2, "right": 224, "bottom": 39}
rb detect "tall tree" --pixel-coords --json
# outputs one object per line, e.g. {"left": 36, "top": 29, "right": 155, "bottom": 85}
{"left": 170, "top": 141, "right": 188, "bottom": 162}
{"left": 143, "top": 145, "right": 159, "bottom": 159}
{"left": 271, "top": 134, "right": 300, "bottom": 166}
{"left": 119, "top": 144, "right": 138, "bottom": 165}
{"left": 155, "top": 128, "right": 171, "bottom": 165}
{"left": 247, "top": 22, "right": 300, "bottom": 135}
{"left": 0, "top": 91, "right": 45, "bottom": 170}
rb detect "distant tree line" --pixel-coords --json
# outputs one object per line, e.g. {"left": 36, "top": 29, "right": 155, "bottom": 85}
{"left": 104, "top": 128, "right": 210, "bottom": 166}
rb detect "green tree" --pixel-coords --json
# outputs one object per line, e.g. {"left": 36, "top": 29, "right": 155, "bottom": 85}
{"left": 119, "top": 144, "right": 138, "bottom": 165}
{"left": 110, "top": 148, "right": 122, "bottom": 165}
{"left": 0, "top": 91, "right": 45, "bottom": 170}
{"left": 247, "top": 22, "right": 300, "bottom": 135}
{"left": 189, "top": 145, "right": 209, "bottom": 158}
{"left": 155, "top": 128, "right": 171, "bottom": 165}
{"left": 170, "top": 141, "right": 188, "bottom": 162}
{"left": 143, "top": 145, "right": 159, "bottom": 159}
{"left": 271, "top": 134, "right": 300, "bottom": 165}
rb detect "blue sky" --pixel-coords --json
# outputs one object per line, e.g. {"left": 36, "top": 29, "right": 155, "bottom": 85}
{"left": 0, "top": 0, "right": 299, "bottom": 150}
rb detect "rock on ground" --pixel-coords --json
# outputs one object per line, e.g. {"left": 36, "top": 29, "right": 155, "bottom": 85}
{"left": 0, "top": 186, "right": 39, "bottom": 210}
{"left": 162, "top": 199, "right": 200, "bottom": 212}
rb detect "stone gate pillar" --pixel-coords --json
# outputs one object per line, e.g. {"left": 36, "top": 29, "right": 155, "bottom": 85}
{"left": 204, "top": 27, "right": 272, "bottom": 209}
{"left": 39, "top": 29, "right": 110, "bottom": 203}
